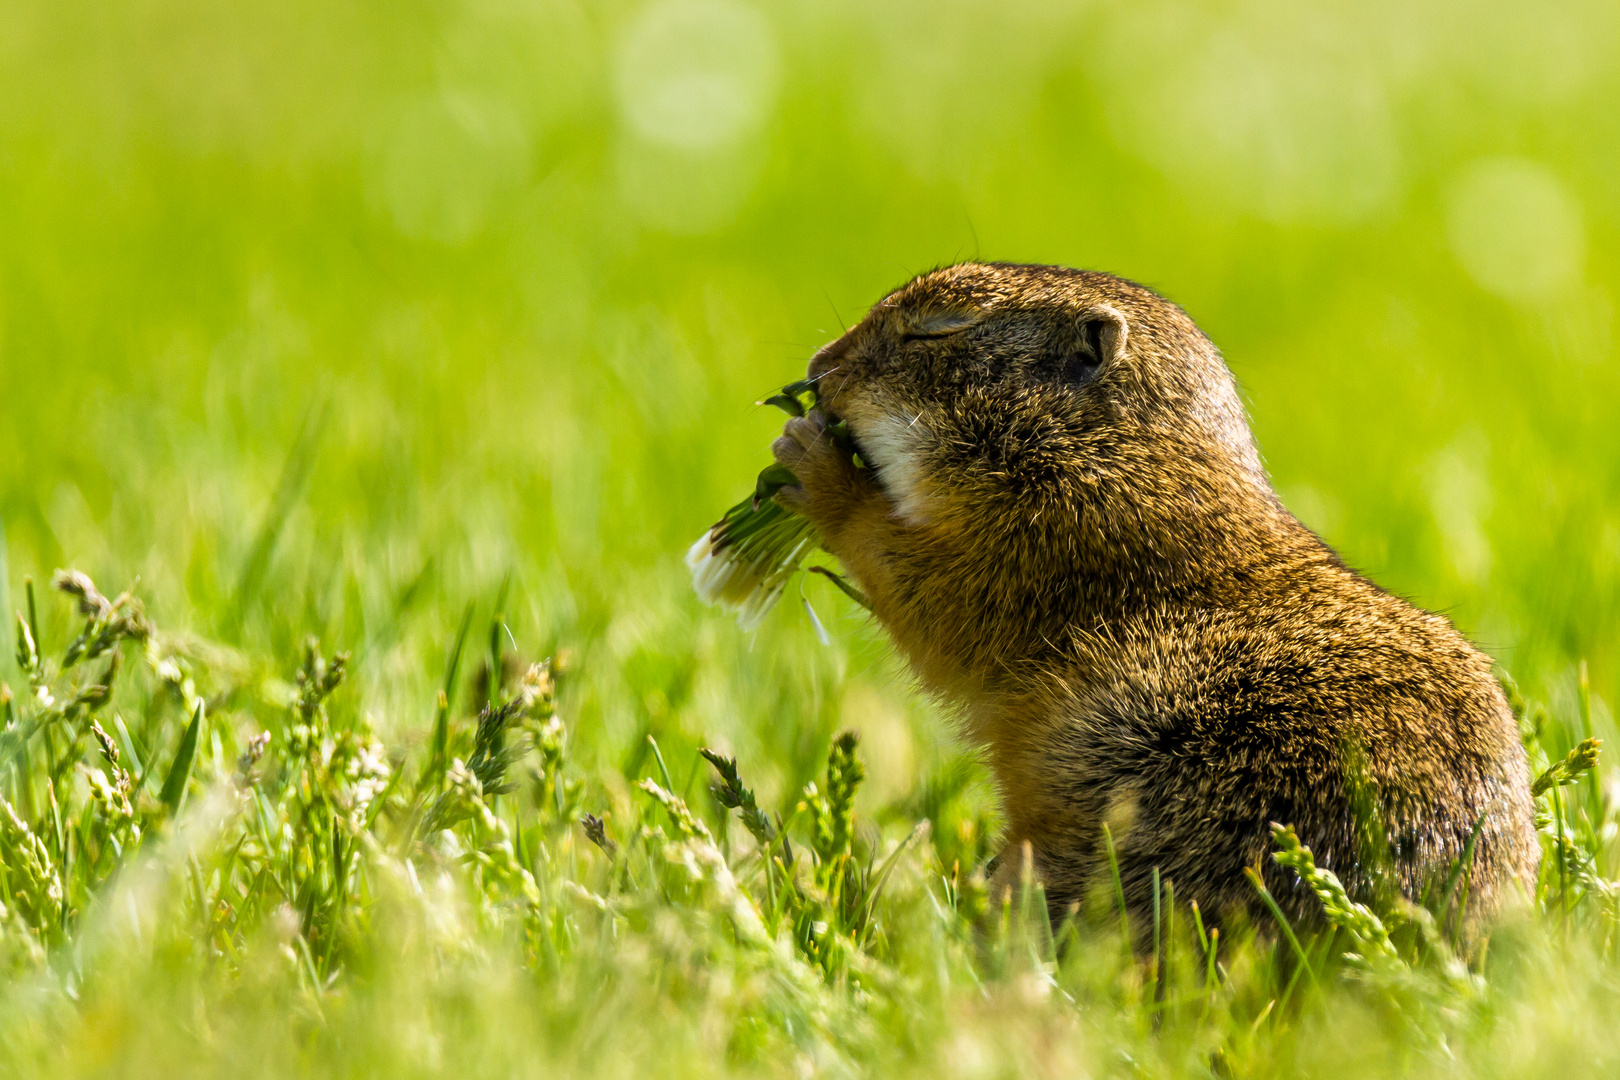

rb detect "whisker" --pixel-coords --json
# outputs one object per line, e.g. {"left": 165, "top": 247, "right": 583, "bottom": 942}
{"left": 823, "top": 291, "right": 848, "bottom": 334}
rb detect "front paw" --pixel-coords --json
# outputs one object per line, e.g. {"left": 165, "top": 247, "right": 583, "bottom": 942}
{"left": 771, "top": 410, "right": 878, "bottom": 534}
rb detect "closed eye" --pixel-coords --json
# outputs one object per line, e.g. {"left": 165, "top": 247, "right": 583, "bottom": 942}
{"left": 899, "top": 314, "right": 977, "bottom": 342}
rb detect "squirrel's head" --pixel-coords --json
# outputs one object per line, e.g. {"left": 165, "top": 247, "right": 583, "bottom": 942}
{"left": 807, "top": 263, "right": 1271, "bottom": 550}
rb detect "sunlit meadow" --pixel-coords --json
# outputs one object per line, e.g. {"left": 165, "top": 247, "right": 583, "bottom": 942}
{"left": 1, "top": 1, "right": 1618, "bottom": 1076}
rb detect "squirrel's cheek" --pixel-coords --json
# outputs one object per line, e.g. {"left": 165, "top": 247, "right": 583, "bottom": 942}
{"left": 857, "top": 412, "right": 934, "bottom": 526}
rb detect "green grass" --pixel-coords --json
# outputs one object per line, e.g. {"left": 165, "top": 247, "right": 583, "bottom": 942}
{"left": 1, "top": 0, "right": 1619, "bottom": 1076}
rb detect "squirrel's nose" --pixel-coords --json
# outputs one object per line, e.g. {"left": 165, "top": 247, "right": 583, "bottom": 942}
{"left": 807, "top": 330, "right": 854, "bottom": 383}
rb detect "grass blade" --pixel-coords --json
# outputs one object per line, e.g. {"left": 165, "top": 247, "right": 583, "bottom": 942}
{"left": 1244, "top": 865, "right": 1319, "bottom": 993}
{"left": 227, "top": 398, "right": 327, "bottom": 637}
{"left": 1101, "top": 822, "right": 1132, "bottom": 951}
{"left": 159, "top": 701, "right": 204, "bottom": 815}
{"left": 808, "top": 566, "right": 872, "bottom": 611}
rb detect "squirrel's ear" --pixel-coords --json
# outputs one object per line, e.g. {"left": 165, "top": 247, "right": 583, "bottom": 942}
{"left": 1061, "top": 305, "right": 1127, "bottom": 385}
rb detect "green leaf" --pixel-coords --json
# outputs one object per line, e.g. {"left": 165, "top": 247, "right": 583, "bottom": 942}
{"left": 160, "top": 700, "right": 204, "bottom": 815}
{"left": 753, "top": 463, "right": 800, "bottom": 508}
{"left": 760, "top": 379, "right": 820, "bottom": 417}
{"left": 759, "top": 393, "right": 806, "bottom": 417}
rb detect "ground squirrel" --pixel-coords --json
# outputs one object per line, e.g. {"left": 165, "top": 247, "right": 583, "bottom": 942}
{"left": 771, "top": 262, "right": 1538, "bottom": 930}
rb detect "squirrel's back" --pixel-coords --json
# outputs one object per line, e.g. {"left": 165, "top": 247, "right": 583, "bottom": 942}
{"left": 994, "top": 525, "right": 1536, "bottom": 926}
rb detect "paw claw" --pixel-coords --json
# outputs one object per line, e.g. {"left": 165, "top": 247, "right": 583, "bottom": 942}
{"left": 770, "top": 434, "right": 803, "bottom": 469}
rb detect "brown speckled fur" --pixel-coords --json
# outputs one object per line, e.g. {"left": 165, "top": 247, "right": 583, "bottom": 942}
{"left": 771, "top": 262, "right": 1537, "bottom": 931}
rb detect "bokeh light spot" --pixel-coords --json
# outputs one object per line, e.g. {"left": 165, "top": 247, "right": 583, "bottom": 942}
{"left": 1446, "top": 157, "right": 1585, "bottom": 303}
{"left": 1094, "top": 3, "right": 1404, "bottom": 225}
{"left": 614, "top": 0, "right": 779, "bottom": 151}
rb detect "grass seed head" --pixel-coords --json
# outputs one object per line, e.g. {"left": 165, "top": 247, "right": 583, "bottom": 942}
{"left": 637, "top": 778, "right": 713, "bottom": 843}
{"left": 14, "top": 613, "right": 38, "bottom": 676}
{"left": 580, "top": 813, "right": 617, "bottom": 856}
{"left": 701, "top": 748, "right": 776, "bottom": 846}
{"left": 1532, "top": 737, "right": 1603, "bottom": 797}
{"left": 0, "top": 795, "right": 63, "bottom": 932}
{"left": 52, "top": 569, "right": 112, "bottom": 618}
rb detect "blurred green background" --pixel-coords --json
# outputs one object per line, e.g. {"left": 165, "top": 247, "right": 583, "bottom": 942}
{"left": 1, "top": 0, "right": 1616, "bottom": 800}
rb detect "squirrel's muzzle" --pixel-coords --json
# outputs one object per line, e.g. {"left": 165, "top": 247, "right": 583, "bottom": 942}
{"left": 807, "top": 330, "right": 857, "bottom": 407}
